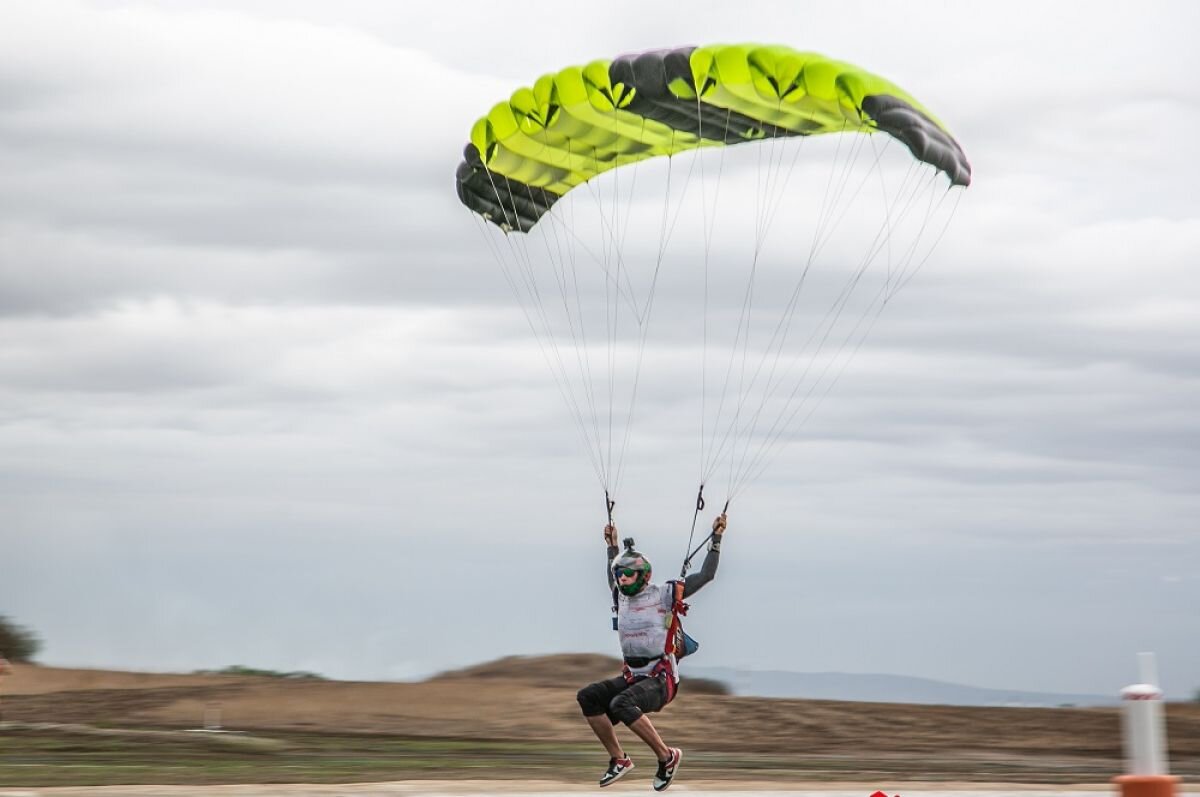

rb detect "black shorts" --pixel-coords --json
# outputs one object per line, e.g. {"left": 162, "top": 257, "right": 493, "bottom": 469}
{"left": 576, "top": 674, "right": 671, "bottom": 726}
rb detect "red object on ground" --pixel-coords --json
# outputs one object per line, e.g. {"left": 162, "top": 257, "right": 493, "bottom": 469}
{"left": 1114, "top": 774, "right": 1179, "bottom": 797}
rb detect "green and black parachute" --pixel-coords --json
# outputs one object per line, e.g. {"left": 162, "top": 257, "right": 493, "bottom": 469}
{"left": 455, "top": 43, "right": 970, "bottom": 545}
{"left": 456, "top": 44, "right": 970, "bottom": 232}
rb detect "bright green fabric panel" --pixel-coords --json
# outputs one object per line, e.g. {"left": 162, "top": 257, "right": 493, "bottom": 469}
{"left": 470, "top": 59, "right": 708, "bottom": 196}
{"left": 468, "top": 44, "right": 954, "bottom": 200}
{"left": 689, "top": 46, "right": 864, "bottom": 132}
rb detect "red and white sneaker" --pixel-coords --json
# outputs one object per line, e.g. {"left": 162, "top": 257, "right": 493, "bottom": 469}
{"left": 652, "top": 747, "right": 682, "bottom": 791}
{"left": 599, "top": 754, "right": 634, "bottom": 787}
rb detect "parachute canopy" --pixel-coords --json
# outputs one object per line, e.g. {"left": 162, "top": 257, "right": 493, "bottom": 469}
{"left": 455, "top": 42, "right": 971, "bottom": 516}
{"left": 456, "top": 43, "right": 971, "bottom": 232}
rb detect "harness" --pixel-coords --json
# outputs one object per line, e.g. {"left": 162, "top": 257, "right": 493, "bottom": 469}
{"left": 619, "top": 580, "right": 692, "bottom": 704}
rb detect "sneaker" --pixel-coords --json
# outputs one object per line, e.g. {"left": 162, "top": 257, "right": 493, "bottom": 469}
{"left": 652, "top": 747, "right": 682, "bottom": 791}
{"left": 599, "top": 755, "right": 634, "bottom": 787}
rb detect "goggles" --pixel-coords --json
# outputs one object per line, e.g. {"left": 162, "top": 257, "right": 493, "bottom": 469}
{"left": 614, "top": 567, "right": 642, "bottom": 579}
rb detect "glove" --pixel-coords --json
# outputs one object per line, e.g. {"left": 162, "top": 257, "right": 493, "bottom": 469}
{"left": 604, "top": 524, "right": 618, "bottom": 547}
{"left": 708, "top": 513, "right": 727, "bottom": 552}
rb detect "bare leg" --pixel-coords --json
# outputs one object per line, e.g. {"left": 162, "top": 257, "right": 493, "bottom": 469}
{"left": 585, "top": 714, "right": 624, "bottom": 759}
{"left": 627, "top": 714, "right": 670, "bottom": 760}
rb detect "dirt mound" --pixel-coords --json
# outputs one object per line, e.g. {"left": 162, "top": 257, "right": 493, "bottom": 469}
{"left": 429, "top": 653, "right": 621, "bottom": 683}
{"left": 428, "top": 653, "right": 729, "bottom": 695}
{"left": 1, "top": 663, "right": 259, "bottom": 696}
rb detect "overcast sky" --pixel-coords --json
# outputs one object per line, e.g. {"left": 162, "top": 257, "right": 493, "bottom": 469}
{"left": 2, "top": 1, "right": 1198, "bottom": 699}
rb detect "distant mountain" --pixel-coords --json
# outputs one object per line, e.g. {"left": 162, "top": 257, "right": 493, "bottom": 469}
{"left": 684, "top": 666, "right": 1121, "bottom": 707}
{"left": 433, "top": 655, "right": 1122, "bottom": 707}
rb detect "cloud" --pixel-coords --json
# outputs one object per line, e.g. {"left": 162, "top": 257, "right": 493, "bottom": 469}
{"left": 1, "top": 0, "right": 1197, "bottom": 694}
{"left": 0, "top": 0, "right": 508, "bottom": 316}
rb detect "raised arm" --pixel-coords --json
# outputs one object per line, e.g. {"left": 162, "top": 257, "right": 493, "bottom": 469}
{"left": 604, "top": 523, "right": 619, "bottom": 591}
{"left": 682, "top": 513, "right": 726, "bottom": 598}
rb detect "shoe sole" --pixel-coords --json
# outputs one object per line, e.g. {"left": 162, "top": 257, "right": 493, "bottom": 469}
{"left": 599, "top": 761, "right": 634, "bottom": 787}
{"left": 653, "top": 749, "right": 682, "bottom": 791}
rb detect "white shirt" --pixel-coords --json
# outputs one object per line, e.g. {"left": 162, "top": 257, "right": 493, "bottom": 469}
{"left": 616, "top": 582, "right": 678, "bottom": 677}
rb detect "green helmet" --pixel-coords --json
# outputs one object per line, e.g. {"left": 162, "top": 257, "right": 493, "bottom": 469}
{"left": 611, "top": 544, "right": 652, "bottom": 597}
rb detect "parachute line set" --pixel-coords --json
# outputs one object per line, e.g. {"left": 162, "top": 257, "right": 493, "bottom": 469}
{"left": 456, "top": 43, "right": 971, "bottom": 547}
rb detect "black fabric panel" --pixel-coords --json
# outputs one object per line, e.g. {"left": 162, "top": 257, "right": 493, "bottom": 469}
{"left": 610, "top": 46, "right": 806, "bottom": 144}
{"left": 455, "top": 144, "right": 560, "bottom": 232}
{"left": 861, "top": 95, "right": 972, "bottom": 186}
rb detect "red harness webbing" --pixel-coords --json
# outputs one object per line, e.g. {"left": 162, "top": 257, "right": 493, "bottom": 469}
{"left": 665, "top": 580, "right": 689, "bottom": 656}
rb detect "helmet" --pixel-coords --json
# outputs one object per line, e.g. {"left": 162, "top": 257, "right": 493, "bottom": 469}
{"left": 611, "top": 545, "right": 652, "bottom": 597}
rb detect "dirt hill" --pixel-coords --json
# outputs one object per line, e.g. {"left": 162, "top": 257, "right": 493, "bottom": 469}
{"left": 430, "top": 653, "right": 730, "bottom": 694}
{"left": 1, "top": 663, "right": 255, "bottom": 696}
{"left": 430, "top": 652, "right": 622, "bottom": 682}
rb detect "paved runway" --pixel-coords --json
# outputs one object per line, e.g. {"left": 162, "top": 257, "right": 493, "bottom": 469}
{"left": 4, "top": 782, "right": 1172, "bottom": 797}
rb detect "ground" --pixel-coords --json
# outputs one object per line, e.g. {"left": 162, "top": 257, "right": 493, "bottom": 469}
{"left": 1, "top": 654, "right": 1198, "bottom": 789}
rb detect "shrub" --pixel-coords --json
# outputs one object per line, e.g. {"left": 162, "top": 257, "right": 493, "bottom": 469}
{"left": 0, "top": 615, "right": 41, "bottom": 662}
{"left": 681, "top": 676, "right": 732, "bottom": 696}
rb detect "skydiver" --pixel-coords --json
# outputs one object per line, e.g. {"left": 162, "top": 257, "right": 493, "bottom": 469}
{"left": 575, "top": 512, "right": 727, "bottom": 791}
